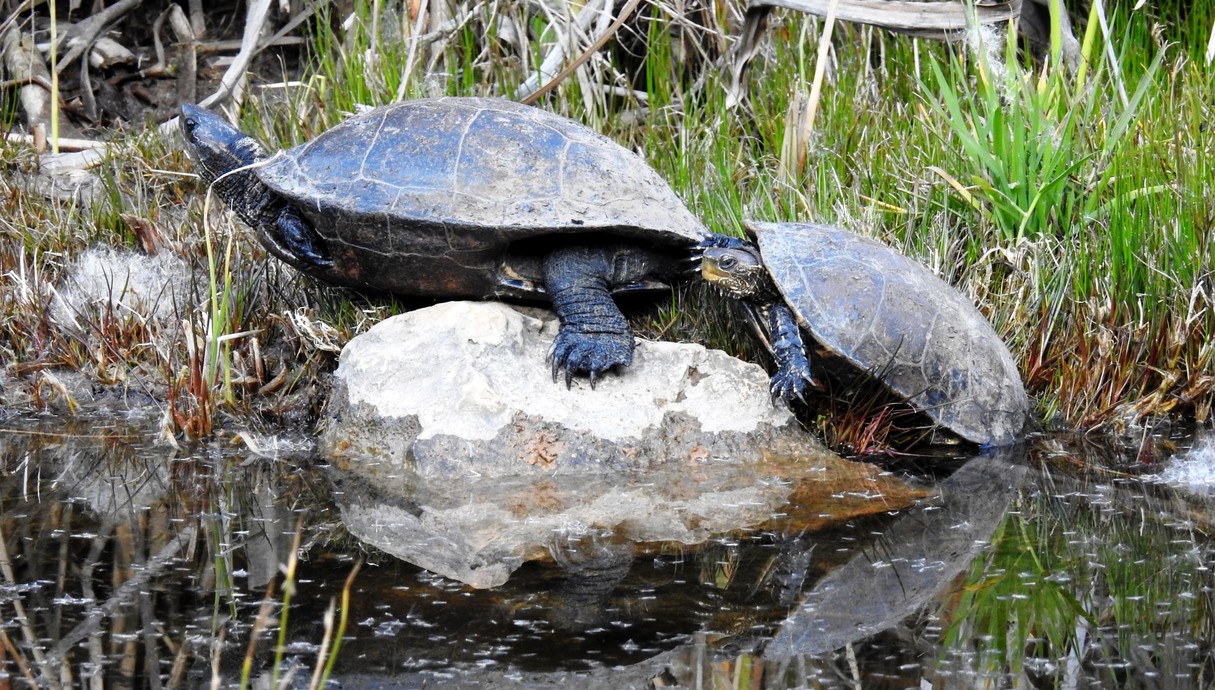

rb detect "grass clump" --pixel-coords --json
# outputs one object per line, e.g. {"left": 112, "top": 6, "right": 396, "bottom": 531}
{"left": 914, "top": 10, "right": 1212, "bottom": 428}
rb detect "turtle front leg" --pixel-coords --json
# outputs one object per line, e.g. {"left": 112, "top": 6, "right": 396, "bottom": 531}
{"left": 768, "top": 303, "right": 815, "bottom": 404}
{"left": 542, "top": 246, "right": 634, "bottom": 387}
{"left": 273, "top": 206, "right": 332, "bottom": 267}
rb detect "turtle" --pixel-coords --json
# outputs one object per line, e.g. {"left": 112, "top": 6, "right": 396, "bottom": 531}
{"left": 179, "top": 98, "right": 709, "bottom": 384}
{"left": 698, "top": 221, "right": 1028, "bottom": 446}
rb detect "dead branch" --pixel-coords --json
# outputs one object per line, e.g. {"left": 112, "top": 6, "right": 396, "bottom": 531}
{"left": 519, "top": 0, "right": 645, "bottom": 106}
{"left": 2, "top": 26, "right": 54, "bottom": 130}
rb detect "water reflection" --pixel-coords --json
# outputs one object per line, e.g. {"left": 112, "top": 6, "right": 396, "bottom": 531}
{"left": 1, "top": 417, "right": 1213, "bottom": 688}
{"left": 763, "top": 447, "right": 1027, "bottom": 658}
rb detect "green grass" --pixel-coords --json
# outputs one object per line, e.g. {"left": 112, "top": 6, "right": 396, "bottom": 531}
{"left": 1, "top": 0, "right": 1211, "bottom": 444}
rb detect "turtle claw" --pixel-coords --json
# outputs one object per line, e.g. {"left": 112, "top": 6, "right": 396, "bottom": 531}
{"left": 296, "top": 246, "right": 332, "bottom": 268}
{"left": 695, "top": 235, "right": 749, "bottom": 251}
{"left": 770, "top": 360, "right": 815, "bottom": 407}
{"left": 548, "top": 331, "right": 633, "bottom": 388}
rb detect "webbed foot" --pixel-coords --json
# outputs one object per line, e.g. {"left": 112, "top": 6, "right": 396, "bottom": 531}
{"left": 548, "top": 331, "right": 635, "bottom": 388}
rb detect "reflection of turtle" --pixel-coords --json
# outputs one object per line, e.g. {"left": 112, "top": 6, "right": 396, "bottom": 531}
{"left": 699, "top": 221, "right": 1028, "bottom": 446}
{"left": 179, "top": 99, "right": 708, "bottom": 384}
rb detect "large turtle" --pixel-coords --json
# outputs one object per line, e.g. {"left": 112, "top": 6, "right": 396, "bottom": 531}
{"left": 699, "top": 221, "right": 1028, "bottom": 446}
{"left": 179, "top": 98, "right": 709, "bottom": 384}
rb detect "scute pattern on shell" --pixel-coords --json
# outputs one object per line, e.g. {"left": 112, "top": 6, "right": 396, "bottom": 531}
{"left": 748, "top": 221, "right": 1028, "bottom": 446}
{"left": 251, "top": 97, "right": 707, "bottom": 298}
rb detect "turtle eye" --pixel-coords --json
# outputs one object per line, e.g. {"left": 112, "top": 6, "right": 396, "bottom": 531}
{"left": 183, "top": 117, "right": 197, "bottom": 133}
{"left": 717, "top": 255, "right": 737, "bottom": 270}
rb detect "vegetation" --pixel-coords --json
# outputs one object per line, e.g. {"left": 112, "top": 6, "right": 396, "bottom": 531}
{"left": 0, "top": 1, "right": 1211, "bottom": 448}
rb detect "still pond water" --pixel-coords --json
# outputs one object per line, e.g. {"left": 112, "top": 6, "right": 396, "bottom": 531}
{"left": 1, "top": 413, "right": 1212, "bottom": 689}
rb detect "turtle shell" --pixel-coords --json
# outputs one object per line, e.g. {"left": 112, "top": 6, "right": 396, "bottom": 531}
{"left": 255, "top": 97, "right": 708, "bottom": 298}
{"left": 747, "top": 221, "right": 1028, "bottom": 446}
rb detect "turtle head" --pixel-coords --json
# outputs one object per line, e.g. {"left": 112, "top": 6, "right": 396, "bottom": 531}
{"left": 699, "top": 243, "right": 769, "bottom": 300}
{"left": 179, "top": 104, "right": 266, "bottom": 186}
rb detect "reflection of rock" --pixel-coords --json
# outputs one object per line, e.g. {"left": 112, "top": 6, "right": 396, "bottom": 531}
{"left": 0, "top": 416, "right": 174, "bottom": 520}
{"left": 322, "top": 301, "right": 805, "bottom": 477}
{"left": 330, "top": 455, "right": 927, "bottom": 589}
{"left": 323, "top": 302, "right": 927, "bottom": 588}
{"left": 56, "top": 444, "right": 169, "bottom": 521}
{"left": 763, "top": 447, "right": 1028, "bottom": 658}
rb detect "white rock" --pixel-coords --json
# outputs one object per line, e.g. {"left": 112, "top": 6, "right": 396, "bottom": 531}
{"left": 324, "top": 301, "right": 803, "bottom": 478}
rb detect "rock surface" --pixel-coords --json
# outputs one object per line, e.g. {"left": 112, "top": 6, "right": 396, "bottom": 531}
{"left": 322, "top": 302, "right": 923, "bottom": 588}
{"left": 323, "top": 301, "right": 805, "bottom": 477}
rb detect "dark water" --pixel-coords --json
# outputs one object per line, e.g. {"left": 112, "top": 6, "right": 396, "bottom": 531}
{"left": 1, "top": 415, "right": 1212, "bottom": 689}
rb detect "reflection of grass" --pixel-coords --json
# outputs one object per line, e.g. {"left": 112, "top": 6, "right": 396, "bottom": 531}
{"left": 942, "top": 506, "right": 1089, "bottom": 680}
{"left": 0, "top": 426, "right": 362, "bottom": 687}
{"left": 234, "top": 519, "right": 360, "bottom": 690}
{"left": 939, "top": 466, "right": 1215, "bottom": 686}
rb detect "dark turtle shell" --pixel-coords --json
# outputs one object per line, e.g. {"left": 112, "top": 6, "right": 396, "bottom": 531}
{"left": 748, "top": 221, "right": 1028, "bottom": 446}
{"left": 254, "top": 97, "right": 708, "bottom": 298}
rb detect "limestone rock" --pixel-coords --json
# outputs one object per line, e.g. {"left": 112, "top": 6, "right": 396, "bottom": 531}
{"left": 323, "top": 301, "right": 805, "bottom": 477}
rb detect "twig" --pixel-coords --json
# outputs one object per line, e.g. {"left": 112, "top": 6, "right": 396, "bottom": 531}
{"left": 1207, "top": 13, "right": 1215, "bottom": 64}
{"left": 78, "top": 523, "right": 114, "bottom": 690}
{"left": 197, "top": 1, "right": 322, "bottom": 110}
{"left": 38, "top": 149, "right": 107, "bottom": 176}
{"left": 259, "top": 3, "right": 325, "bottom": 56}
{"left": 0, "top": 0, "right": 36, "bottom": 40}
{"left": 514, "top": 0, "right": 605, "bottom": 102}
{"left": 0, "top": 523, "right": 54, "bottom": 687}
{"left": 395, "top": 0, "right": 494, "bottom": 100}
{"left": 195, "top": 36, "right": 306, "bottom": 53}
{"left": 395, "top": 0, "right": 432, "bottom": 101}
{"left": 3, "top": 26, "right": 55, "bottom": 132}
{"left": 0, "top": 628, "right": 41, "bottom": 690}
{"left": 160, "top": 4, "right": 198, "bottom": 107}
{"left": 802, "top": 0, "right": 840, "bottom": 143}
{"left": 744, "top": 0, "right": 1019, "bottom": 34}
{"left": 0, "top": 72, "right": 55, "bottom": 94}
{"left": 198, "top": 0, "right": 272, "bottom": 110}
{"left": 518, "top": 0, "right": 644, "bottom": 105}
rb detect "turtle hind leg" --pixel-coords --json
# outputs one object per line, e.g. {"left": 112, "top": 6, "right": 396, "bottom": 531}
{"left": 768, "top": 303, "right": 815, "bottom": 404}
{"left": 542, "top": 246, "right": 635, "bottom": 387}
{"left": 273, "top": 206, "right": 332, "bottom": 267}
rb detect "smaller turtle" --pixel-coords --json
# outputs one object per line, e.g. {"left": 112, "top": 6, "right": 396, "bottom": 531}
{"left": 699, "top": 221, "right": 1028, "bottom": 446}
